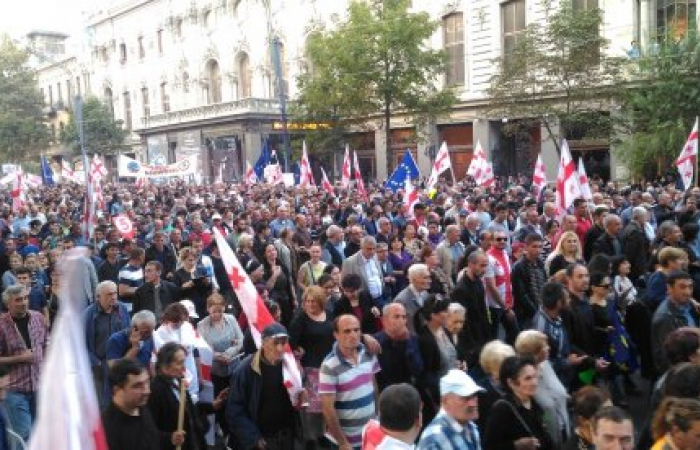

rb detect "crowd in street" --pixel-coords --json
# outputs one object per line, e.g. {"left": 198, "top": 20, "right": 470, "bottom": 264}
{"left": 3, "top": 173, "right": 700, "bottom": 449}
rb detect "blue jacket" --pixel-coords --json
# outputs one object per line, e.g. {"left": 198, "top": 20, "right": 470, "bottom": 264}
{"left": 83, "top": 301, "right": 131, "bottom": 366}
{"left": 226, "top": 351, "right": 264, "bottom": 450}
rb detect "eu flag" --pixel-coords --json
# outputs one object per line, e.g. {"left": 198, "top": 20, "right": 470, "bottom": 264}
{"left": 292, "top": 161, "right": 301, "bottom": 185}
{"left": 41, "top": 156, "right": 55, "bottom": 186}
{"left": 385, "top": 150, "right": 419, "bottom": 192}
{"left": 254, "top": 140, "right": 270, "bottom": 180}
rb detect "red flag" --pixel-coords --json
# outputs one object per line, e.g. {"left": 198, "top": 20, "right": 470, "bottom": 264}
{"left": 676, "top": 117, "right": 699, "bottom": 191}
{"left": 467, "top": 140, "right": 486, "bottom": 181}
{"left": 341, "top": 145, "right": 352, "bottom": 189}
{"left": 244, "top": 160, "right": 258, "bottom": 184}
{"left": 320, "top": 167, "right": 335, "bottom": 197}
{"left": 532, "top": 154, "right": 547, "bottom": 196}
{"left": 299, "top": 141, "right": 316, "bottom": 188}
{"left": 480, "top": 161, "right": 495, "bottom": 187}
{"left": 403, "top": 175, "right": 419, "bottom": 219}
{"left": 426, "top": 141, "right": 452, "bottom": 189}
{"left": 212, "top": 229, "right": 303, "bottom": 401}
{"left": 556, "top": 140, "right": 582, "bottom": 215}
{"left": 353, "top": 151, "right": 368, "bottom": 202}
{"left": 11, "top": 168, "right": 26, "bottom": 212}
{"left": 28, "top": 249, "right": 108, "bottom": 450}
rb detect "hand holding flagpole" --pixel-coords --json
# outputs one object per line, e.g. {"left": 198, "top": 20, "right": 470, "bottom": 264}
{"left": 175, "top": 377, "right": 187, "bottom": 450}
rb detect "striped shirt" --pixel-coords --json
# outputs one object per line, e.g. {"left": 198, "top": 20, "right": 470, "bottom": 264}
{"left": 118, "top": 264, "right": 143, "bottom": 306}
{"left": 418, "top": 411, "right": 481, "bottom": 450}
{"left": 319, "top": 343, "right": 379, "bottom": 449}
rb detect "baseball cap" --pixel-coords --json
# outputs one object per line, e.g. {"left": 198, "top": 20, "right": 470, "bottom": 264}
{"left": 261, "top": 323, "right": 288, "bottom": 340}
{"left": 179, "top": 300, "right": 199, "bottom": 319}
{"left": 212, "top": 213, "right": 222, "bottom": 220}
{"left": 440, "top": 369, "right": 484, "bottom": 397}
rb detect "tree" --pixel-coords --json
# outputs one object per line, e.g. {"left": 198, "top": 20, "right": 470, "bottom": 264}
{"left": 618, "top": 33, "right": 700, "bottom": 179}
{"left": 61, "top": 96, "right": 127, "bottom": 155}
{"left": 294, "top": 0, "right": 456, "bottom": 175}
{"left": 0, "top": 35, "right": 50, "bottom": 162}
{"left": 487, "top": 2, "right": 627, "bottom": 151}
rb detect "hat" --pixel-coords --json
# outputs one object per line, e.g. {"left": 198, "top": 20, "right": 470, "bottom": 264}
{"left": 440, "top": 369, "right": 484, "bottom": 397}
{"left": 261, "top": 323, "right": 288, "bottom": 340}
{"left": 245, "top": 259, "right": 262, "bottom": 275}
{"left": 179, "top": 300, "right": 199, "bottom": 319}
{"left": 212, "top": 213, "right": 222, "bottom": 220}
{"left": 459, "top": 209, "right": 469, "bottom": 216}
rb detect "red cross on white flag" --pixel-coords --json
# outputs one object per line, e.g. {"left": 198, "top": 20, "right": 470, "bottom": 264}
{"left": 299, "top": 141, "right": 316, "bottom": 188}
{"left": 341, "top": 144, "right": 352, "bottom": 189}
{"left": 404, "top": 175, "right": 419, "bottom": 219}
{"left": 353, "top": 150, "right": 368, "bottom": 202}
{"left": 244, "top": 159, "right": 258, "bottom": 184}
{"left": 556, "top": 139, "right": 582, "bottom": 215}
{"left": 532, "top": 154, "right": 547, "bottom": 195}
{"left": 676, "top": 117, "right": 699, "bottom": 191}
{"left": 578, "top": 158, "right": 593, "bottom": 201}
{"left": 320, "top": 167, "right": 335, "bottom": 197}
{"left": 426, "top": 141, "right": 452, "bottom": 189}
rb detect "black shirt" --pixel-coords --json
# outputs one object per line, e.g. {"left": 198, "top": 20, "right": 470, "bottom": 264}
{"left": 12, "top": 315, "right": 31, "bottom": 349}
{"left": 102, "top": 402, "right": 164, "bottom": 450}
{"left": 257, "top": 360, "right": 294, "bottom": 435}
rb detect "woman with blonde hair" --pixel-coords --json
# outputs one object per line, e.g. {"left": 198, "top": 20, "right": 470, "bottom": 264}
{"left": 652, "top": 397, "right": 700, "bottom": 450}
{"left": 546, "top": 231, "right": 583, "bottom": 277}
{"left": 477, "top": 340, "right": 516, "bottom": 427}
{"left": 515, "top": 330, "right": 570, "bottom": 447}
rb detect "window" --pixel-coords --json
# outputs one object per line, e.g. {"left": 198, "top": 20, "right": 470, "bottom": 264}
{"left": 119, "top": 43, "right": 127, "bottom": 62}
{"left": 443, "top": 13, "right": 465, "bottom": 86}
{"left": 157, "top": 29, "right": 163, "bottom": 54}
{"left": 205, "top": 60, "right": 222, "bottom": 104}
{"left": 123, "top": 91, "right": 132, "bottom": 130}
{"left": 138, "top": 37, "right": 145, "bottom": 59}
{"left": 238, "top": 52, "right": 252, "bottom": 98}
{"left": 182, "top": 72, "right": 190, "bottom": 93}
{"left": 105, "top": 88, "right": 114, "bottom": 118}
{"left": 573, "top": 0, "right": 598, "bottom": 9}
{"left": 571, "top": 0, "right": 601, "bottom": 65}
{"left": 142, "top": 87, "right": 150, "bottom": 118}
{"left": 657, "top": 0, "right": 697, "bottom": 42}
{"left": 161, "top": 82, "right": 170, "bottom": 112}
{"left": 502, "top": 0, "right": 526, "bottom": 65}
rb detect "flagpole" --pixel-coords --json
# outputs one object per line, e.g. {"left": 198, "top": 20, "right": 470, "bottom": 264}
{"left": 695, "top": 116, "right": 699, "bottom": 188}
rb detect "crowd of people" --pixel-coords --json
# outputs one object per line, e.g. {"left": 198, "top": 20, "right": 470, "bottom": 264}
{"left": 2, "top": 175, "right": 700, "bottom": 449}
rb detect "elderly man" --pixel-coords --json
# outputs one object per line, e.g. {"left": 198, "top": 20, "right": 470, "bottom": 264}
{"left": 322, "top": 225, "right": 346, "bottom": 266}
{"left": 269, "top": 205, "right": 296, "bottom": 238}
{"left": 621, "top": 206, "right": 650, "bottom": 281}
{"left": 0, "top": 284, "right": 49, "bottom": 442}
{"left": 375, "top": 217, "right": 393, "bottom": 245}
{"left": 84, "top": 280, "right": 132, "bottom": 407}
{"left": 460, "top": 213, "right": 481, "bottom": 247}
{"left": 344, "top": 225, "right": 364, "bottom": 258}
{"left": 227, "top": 323, "right": 299, "bottom": 450}
{"left": 417, "top": 369, "right": 483, "bottom": 449}
{"left": 591, "top": 214, "right": 623, "bottom": 259}
{"left": 393, "top": 264, "right": 431, "bottom": 335}
{"left": 436, "top": 224, "right": 465, "bottom": 282}
{"left": 373, "top": 303, "right": 423, "bottom": 391}
{"left": 320, "top": 315, "right": 380, "bottom": 450}
{"left": 342, "top": 236, "right": 384, "bottom": 305}
{"left": 106, "top": 310, "right": 156, "bottom": 370}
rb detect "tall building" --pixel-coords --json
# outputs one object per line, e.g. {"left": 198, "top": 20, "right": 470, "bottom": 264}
{"left": 33, "top": 0, "right": 698, "bottom": 181}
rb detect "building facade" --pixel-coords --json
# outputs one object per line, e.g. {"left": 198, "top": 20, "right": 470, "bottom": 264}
{"left": 33, "top": 0, "right": 698, "bottom": 182}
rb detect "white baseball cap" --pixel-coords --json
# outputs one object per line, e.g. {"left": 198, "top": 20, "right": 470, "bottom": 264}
{"left": 440, "top": 369, "right": 484, "bottom": 397}
{"left": 180, "top": 300, "right": 199, "bottom": 319}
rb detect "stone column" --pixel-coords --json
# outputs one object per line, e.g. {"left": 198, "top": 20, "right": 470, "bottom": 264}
{"left": 541, "top": 120, "right": 560, "bottom": 183}
{"left": 374, "top": 126, "right": 388, "bottom": 181}
{"left": 244, "top": 131, "right": 263, "bottom": 163}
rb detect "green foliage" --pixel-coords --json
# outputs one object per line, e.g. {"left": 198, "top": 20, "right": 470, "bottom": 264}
{"left": 294, "top": 0, "right": 457, "bottom": 175}
{"left": 0, "top": 35, "right": 50, "bottom": 162}
{"left": 618, "top": 33, "right": 700, "bottom": 179}
{"left": 487, "top": 3, "right": 626, "bottom": 150}
{"left": 61, "top": 96, "right": 127, "bottom": 155}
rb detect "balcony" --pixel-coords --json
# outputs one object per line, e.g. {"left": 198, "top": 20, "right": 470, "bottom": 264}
{"left": 139, "top": 97, "right": 281, "bottom": 130}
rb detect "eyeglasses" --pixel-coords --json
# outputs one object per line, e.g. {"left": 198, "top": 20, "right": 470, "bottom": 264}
{"left": 495, "top": 237, "right": 508, "bottom": 242}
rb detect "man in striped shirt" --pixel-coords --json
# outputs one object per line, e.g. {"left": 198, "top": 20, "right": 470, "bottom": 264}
{"left": 319, "top": 314, "right": 380, "bottom": 450}
{"left": 118, "top": 248, "right": 145, "bottom": 312}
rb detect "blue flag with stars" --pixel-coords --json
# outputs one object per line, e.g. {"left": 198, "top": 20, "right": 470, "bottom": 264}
{"left": 385, "top": 150, "right": 419, "bottom": 192}
{"left": 41, "top": 156, "right": 55, "bottom": 186}
{"left": 254, "top": 140, "right": 270, "bottom": 180}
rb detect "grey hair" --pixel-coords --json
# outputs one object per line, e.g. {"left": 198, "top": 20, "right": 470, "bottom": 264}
{"left": 378, "top": 217, "right": 391, "bottom": 226}
{"left": 132, "top": 310, "right": 157, "bottom": 328}
{"left": 468, "top": 250, "right": 486, "bottom": 264}
{"left": 382, "top": 302, "right": 405, "bottom": 316}
{"left": 603, "top": 214, "right": 621, "bottom": 229}
{"left": 408, "top": 263, "right": 429, "bottom": 281}
{"left": 326, "top": 225, "right": 342, "bottom": 238}
{"left": 96, "top": 280, "right": 117, "bottom": 299}
{"left": 2, "top": 285, "right": 26, "bottom": 306}
{"left": 631, "top": 206, "right": 648, "bottom": 222}
{"left": 658, "top": 220, "right": 679, "bottom": 240}
{"left": 361, "top": 236, "right": 377, "bottom": 247}
{"left": 447, "top": 302, "right": 466, "bottom": 315}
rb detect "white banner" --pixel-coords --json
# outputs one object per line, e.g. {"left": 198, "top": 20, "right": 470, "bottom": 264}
{"left": 118, "top": 154, "right": 198, "bottom": 179}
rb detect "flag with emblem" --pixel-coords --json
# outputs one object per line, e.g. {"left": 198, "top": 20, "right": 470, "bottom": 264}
{"left": 578, "top": 158, "right": 593, "bottom": 201}
{"left": 244, "top": 159, "right": 258, "bottom": 184}
{"left": 467, "top": 140, "right": 487, "bottom": 181}
{"left": 212, "top": 228, "right": 303, "bottom": 402}
{"left": 299, "top": 141, "right": 316, "bottom": 188}
{"left": 386, "top": 150, "right": 419, "bottom": 192}
{"left": 353, "top": 151, "right": 369, "bottom": 202}
{"left": 532, "top": 154, "right": 547, "bottom": 196}
{"left": 341, "top": 144, "right": 352, "bottom": 189}
{"left": 403, "top": 175, "right": 419, "bottom": 219}
{"left": 426, "top": 141, "right": 452, "bottom": 190}
{"left": 556, "top": 139, "right": 582, "bottom": 215}
{"left": 479, "top": 161, "right": 495, "bottom": 187}
{"left": 676, "top": 117, "right": 699, "bottom": 191}
{"left": 320, "top": 166, "right": 335, "bottom": 197}
{"left": 264, "top": 150, "right": 284, "bottom": 185}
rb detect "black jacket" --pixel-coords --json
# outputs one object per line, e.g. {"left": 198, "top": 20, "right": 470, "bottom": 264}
{"left": 333, "top": 291, "right": 379, "bottom": 334}
{"left": 511, "top": 257, "right": 546, "bottom": 321}
{"left": 583, "top": 224, "right": 604, "bottom": 262}
{"left": 451, "top": 273, "right": 491, "bottom": 367}
{"left": 145, "top": 245, "right": 177, "bottom": 279}
{"left": 591, "top": 233, "right": 623, "bottom": 259}
{"left": 483, "top": 396, "right": 554, "bottom": 450}
{"left": 132, "top": 281, "right": 180, "bottom": 317}
{"left": 621, "top": 222, "right": 650, "bottom": 281}
{"left": 102, "top": 402, "right": 166, "bottom": 450}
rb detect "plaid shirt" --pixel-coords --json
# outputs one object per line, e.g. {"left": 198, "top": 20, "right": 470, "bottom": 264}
{"left": 0, "top": 311, "right": 48, "bottom": 392}
{"left": 418, "top": 411, "right": 481, "bottom": 450}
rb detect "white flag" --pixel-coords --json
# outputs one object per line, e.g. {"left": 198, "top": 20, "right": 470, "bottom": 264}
{"left": 556, "top": 140, "right": 582, "bottom": 214}
{"left": 676, "top": 117, "right": 699, "bottom": 191}
{"left": 578, "top": 158, "right": 593, "bottom": 201}
{"left": 426, "top": 141, "right": 452, "bottom": 189}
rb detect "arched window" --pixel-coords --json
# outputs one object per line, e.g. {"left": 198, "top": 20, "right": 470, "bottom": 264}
{"left": 238, "top": 52, "right": 252, "bottom": 98}
{"left": 205, "top": 60, "right": 222, "bottom": 104}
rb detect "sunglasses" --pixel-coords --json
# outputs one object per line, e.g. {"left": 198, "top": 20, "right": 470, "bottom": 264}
{"left": 495, "top": 237, "right": 508, "bottom": 242}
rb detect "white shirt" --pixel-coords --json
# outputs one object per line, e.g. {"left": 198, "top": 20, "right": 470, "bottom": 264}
{"left": 363, "top": 255, "right": 383, "bottom": 299}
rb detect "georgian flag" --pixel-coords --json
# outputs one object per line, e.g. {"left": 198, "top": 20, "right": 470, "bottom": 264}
{"left": 320, "top": 166, "right": 335, "bottom": 197}
{"left": 426, "top": 141, "right": 452, "bottom": 189}
{"left": 532, "top": 154, "right": 547, "bottom": 196}
{"left": 244, "top": 159, "right": 258, "bottom": 184}
{"left": 341, "top": 144, "right": 352, "bottom": 189}
{"left": 578, "top": 158, "right": 593, "bottom": 201}
{"left": 11, "top": 168, "right": 26, "bottom": 212}
{"left": 213, "top": 229, "right": 303, "bottom": 402}
{"left": 61, "top": 159, "right": 82, "bottom": 183}
{"left": 676, "top": 117, "right": 699, "bottom": 191}
{"left": 467, "top": 140, "right": 487, "bottom": 181}
{"left": 353, "top": 150, "right": 368, "bottom": 202}
{"left": 404, "top": 175, "right": 419, "bottom": 219}
{"left": 480, "top": 161, "right": 495, "bottom": 187}
{"left": 556, "top": 139, "right": 582, "bottom": 215}
{"left": 299, "top": 141, "right": 316, "bottom": 188}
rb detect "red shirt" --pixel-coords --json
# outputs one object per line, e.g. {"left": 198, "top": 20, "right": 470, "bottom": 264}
{"left": 575, "top": 216, "right": 592, "bottom": 247}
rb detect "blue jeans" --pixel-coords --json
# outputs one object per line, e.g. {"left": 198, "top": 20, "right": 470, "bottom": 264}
{"left": 4, "top": 391, "right": 36, "bottom": 442}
